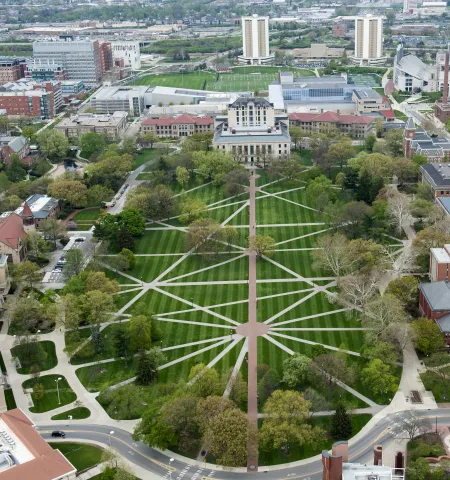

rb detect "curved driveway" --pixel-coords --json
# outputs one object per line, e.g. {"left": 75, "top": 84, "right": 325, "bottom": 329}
{"left": 37, "top": 409, "right": 450, "bottom": 480}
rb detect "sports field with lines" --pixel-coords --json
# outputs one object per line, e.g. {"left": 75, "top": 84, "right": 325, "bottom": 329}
{"left": 70, "top": 167, "right": 403, "bottom": 464}
{"left": 134, "top": 66, "right": 315, "bottom": 92}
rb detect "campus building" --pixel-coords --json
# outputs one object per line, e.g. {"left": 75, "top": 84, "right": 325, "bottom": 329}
{"left": 141, "top": 114, "right": 214, "bottom": 137}
{"left": 403, "top": 0, "right": 418, "bottom": 13}
{"left": 15, "top": 195, "right": 61, "bottom": 229}
{"left": 0, "top": 136, "right": 30, "bottom": 166}
{"left": 0, "top": 79, "right": 62, "bottom": 118}
{"left": 419, "top": 281, "right": 450, "bottom": 346}
{"left": 238, "top": 15, "right": 274, "bottom": 65}
{"left": 0, "top": 408, "right": 76, "bottom": 480}
{"left": 429, "top": 244, "right": 450, "bottom": 281}
{"left": 89, "top": 86, "right": 148, "bottom": 116}
{"left": 212, "top": 97, "right": 290, "bottom": 164}
{"left": 291, "top": 44, "right": 345, "bottom": 61}
{"left": 0, "top": 213, "right": 26, "bottom": 263}
{"left": 0, "top": 58, "right": 25, "bottom": 85}
{"left": 404, "top": 117, "right": 450, "bottom": 161}
{"left": 269, "top": 72, "right": 392, "bottom": 116}
{"left": 25, "top": 60, "right": 68, "bottom": 82}
{"left": 111, "top": 41, "right": 141, "bottom": 70}
{"left": 33, "top": 38, "right": 103, "bottom": 86}
{"left": 348, "top": 15, "right": 387, "bottom": 66}
{"left": 394, "top": 45, "right": 450, "bottom": 93}
{"left": 288, "top": 111, "right": 374, "bottom": 138}
{"left": 55, "top": 111, "right": 128, "bottom": 140}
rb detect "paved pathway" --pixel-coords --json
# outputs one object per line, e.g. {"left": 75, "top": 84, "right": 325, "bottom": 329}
{"left": 247, "top": 170, "right": 260, "bottom": 471}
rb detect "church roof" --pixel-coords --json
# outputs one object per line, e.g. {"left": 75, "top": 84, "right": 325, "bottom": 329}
{"left": 21, "top": 201, "right": 33, "bottom": 218}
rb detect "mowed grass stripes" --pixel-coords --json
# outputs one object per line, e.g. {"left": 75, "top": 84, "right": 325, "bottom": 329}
{"left": 134, "top": 230, "right": 185, "bottom": 254}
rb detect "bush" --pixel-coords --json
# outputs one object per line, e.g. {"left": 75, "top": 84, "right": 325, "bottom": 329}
{"left": 410, "top": 443, "right": 445, "bottom": 460}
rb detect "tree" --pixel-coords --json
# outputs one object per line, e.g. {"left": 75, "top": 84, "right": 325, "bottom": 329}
{"left": 176, "top": 166, "right": 190, "bottom": 189}
{"left": 222, "top": 168, "right": 249, "bottom": 196}
{"left": 339, "top": 271, "right": 380, "bottom": 320}
{"left": 113, "top": 323, "right": 130, "bottom": 362}
{"left": 412, "top": 154, "right": 428, "bottom": 168}
{"left": 119, "top": 209, "right": 146, "bottom": 236}
{"left": 105, "top": 384, "right": 143, "bottom": 419}
{"left": 221, "top": 225, "right": 238, "bottom": 250}
{"left": 33, "top": 383, "right": 45, "bottom": 401}
{"left": 310, "top": 353, "right": 355, "bottom": 398}
{"left": 192, "top": 150, "right": 236, "bottom": 183}
{"left": 364, "top": 294, "right": 409, "bottom": 346}
{"left": 306, "top": 175, "right": 333, "bottom": 200}
{"left": 385, "top": 276, "right": 419, "bottom": 314}
{"left": 289, "top": 126, "right": 307, "bottom": 150}
{"left": 303, "top": 388, "right": 330, "bottom": 418}
{"left": 393, "top": 157, "right": 418, "bottom": 185}
{"left": 196, "top": 396, "right": 236, "bottom": 434}
{"left": 390, "top": 410, "right": 432, "bottom": 440}
{"left": 409, "top": 199, "right": 434, "bottom": 223}
{"left": 312, "top": 234, "right": 353, "bottom": 284}
{"left": 48, "top": 179, "right": 88, "bottom": 208}
{"left": 86, "top": 184, "right": 114, "bottom": 207}
{"left": 260, "top": 390, "right": 323, "bottom": 455}
{"left": 364, "top": 134, "right": 376, "bottom": 152}
{"left": 326, "top": 137, "right": 355, "bottom": 170}
{"left": 118, "top": 248, "right": 136, "bottom": 270}
{"left": 426, "top": 353, "right": 450, "bottom": 400}
{"left": 25, "top": 232, "right": 50, "bottom": 261}
{"left": 63, "top": 249, "right": 85, "bottom": 279}
{"left": 5, "top": 155, "right": 27, "bottom": 183}
{"left": 79, "top": 132, "right": 106, "bottom": 159}
{"left": 37, "top": 130, "right": 69, "bottom": 160}
{"left": 282, "top": 354, "right": 311, "bottom": 387}
{"left": 385, "top": 129, "right": 404, "bottom": 157}
{"left": 140, "top": 131, "right": 158, "bottom": 148}
{"left": 13, "top": 335, "right": 47, "bottom": 367}
{"left": 11, "top": 261, "right": 41, "bottom": 289}
{"left": 40, "top": 219, "right": 60, "bottom": 248}
{"left": 127, "top": 315, "right": 152, "bottom": 352}
{"left": 331, "top": 403, "right": 352, "bottom": 439}
{"left": 184, "top": 218, "right": 222, "bottom": 258}
{"left": 248, "top": 235, "right": 275, "bottom": 259}
{"left": 362, "top": 359, "right": 398, "bottom": 398}
{"left": 340, "top": 201, "right": 373, "bottom": 238}
{"left": 385, "top": 188, "right": 410, "bottom": 234}
{"left": 188, "top": 364, "right": 220, "bottom": 397}
{"left": 121, "top": 136, "right": 137, "bottom": 155}
{"left": 135, "top": 348, "right": 166, "bottom": 385}
{"left": 258, "top": 368, "right": 280, "bottom": 403}
{"left": 412, "top": 318, "right": 445, "bottom": 355}
{"left": 179, "top": 198, "right": 207, "bottom": 224}
{"left": 204, "top": 408, "right": 257, "bottom": 467}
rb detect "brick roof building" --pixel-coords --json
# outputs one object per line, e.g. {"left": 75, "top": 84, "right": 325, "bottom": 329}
{"left": 141, "top": 114, "right": 214, "bottom": 138}
{"left": 288, "top": 111, "right": 375, "bottom": 138}
{"left": 0, "top": 408, "right": 76, "bottom": 480}
{"left": 0, "top": 213, "right": 26, "bottom": 264}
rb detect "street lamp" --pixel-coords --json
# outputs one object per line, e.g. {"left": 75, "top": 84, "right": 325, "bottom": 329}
{"left": 230, "top": 329, "right": 233, "bottom": 340}
{"left": 55, "top": 377, "right": 62, "bottom": 405}
{"left": 190, "top": 297, "right": 194, "bottom": 307}
{"left": 109, "top": 430, "right": 114, "bottom": 447}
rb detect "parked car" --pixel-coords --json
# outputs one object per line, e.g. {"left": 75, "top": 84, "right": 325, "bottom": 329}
{"left": 51, "top": 431, "right": 65, "bottom": 438}
{"left": 74, "top": 238, "right": 85, "bottom": 243}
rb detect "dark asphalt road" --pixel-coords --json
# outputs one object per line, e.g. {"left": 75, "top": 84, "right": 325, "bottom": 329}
{"left": 37, "top": 410, "right": 450, "bottom": 480}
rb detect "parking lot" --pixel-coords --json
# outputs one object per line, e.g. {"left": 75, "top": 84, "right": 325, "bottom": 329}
{"left": 43, "top": 232, "right": 96, "bottom": 286}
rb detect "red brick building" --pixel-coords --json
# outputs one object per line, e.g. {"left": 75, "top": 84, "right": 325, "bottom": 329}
{"left": 0, "top": 58, "right": 24, "bottom": 85}
{"left": 98, "top": 41, "right": 113, "bottom": 76}
{"left": 0, "top": 136, "right": 31, "bottom": 165}
{"left": 419, "top": 281, "right": 450, "bottom": 346}
{"left": 141, "top": 114, "right": 214, "bottom": 138}
{"left": 332, "top": 24, "right": 347, "bottom": 38}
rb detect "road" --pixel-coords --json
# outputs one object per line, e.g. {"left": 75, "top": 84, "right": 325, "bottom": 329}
{"left": 37, "top": 409, "right": 450, "bottom": 480}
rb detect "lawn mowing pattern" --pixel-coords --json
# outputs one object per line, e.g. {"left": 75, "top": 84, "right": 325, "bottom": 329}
{"left": 129, "top": 255, "right": 182, "bottom": 282}
{"left": 268, "top": 250, "right": 325, "bottom": 278}
{"left": 134, "top": 148, "right": 163, "bottom": 169}
{"left": 11, "top": 340, "right": 57, "bottom": 374}
{"left": 49, "top": 442, "right": 102, "bottom": 471}
{"left": 114, "top": 289, "right": 141, "bottom": 310}
{"left": 134, "top": 230, "right": 185, "bottom": 254}
{"left": 165, "top": 254, "right": 248, "bottom": 283}
{"left": 256, "top": 225, "right": 327, "bottom": 245}
{"left": 22, "top": 375, "right": 77, "bottom": 413}
{"left": 161, "top": 283, "right": 249, "bottom": 307}
{"left": 103, "top": 269, "right": 139, "bottom": 285}
{"left": 257, "top": 257, "right": 297, "bottom": 280}
{"left": 255, "top": 195, "right": 323, "bottom": 224}
{"left": 125, "top": 288, "right": 192, "bottom": 316}
{"left": 257, "top": 289, "right": 317, "bottom": 323}
{"left": 51, "top": 406, "right": 91, "bottom": 420}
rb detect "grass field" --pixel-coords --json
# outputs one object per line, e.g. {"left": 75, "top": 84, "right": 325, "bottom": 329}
{"left": 22, "top": 375, "right": 77, "bottom": 413}
{"left": 135, "top": 67, "right": 315, "bottom": 92}
{"left": 49, "top": 442, "right": 102, "bottom": 471}
{"left": 69, "top": 168, "right": 392, "bottom": 457}
{"left": 51, "top": 406, "right": 91, "bottom": 420}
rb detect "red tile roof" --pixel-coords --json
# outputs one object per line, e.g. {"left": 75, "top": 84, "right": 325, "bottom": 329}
{"left": 0, "top": 213, "right": 25, "bottom": 250}
{"left": 141, "top": 116, "right": 172, "bottom": 126}
{"left": 288, "top": 112, "right": 374, "bottom": 124}
{"left": 380, "top": 109, "right": 395, "bottom": 119}
{"left": 171, "top": 113, "right": 196, "bottom": 124}
{"left": 0, "top": 409, "right": 76, "bottom": 480}
{"left": 22, "top": 201, "right": 33, "bottom": 218}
